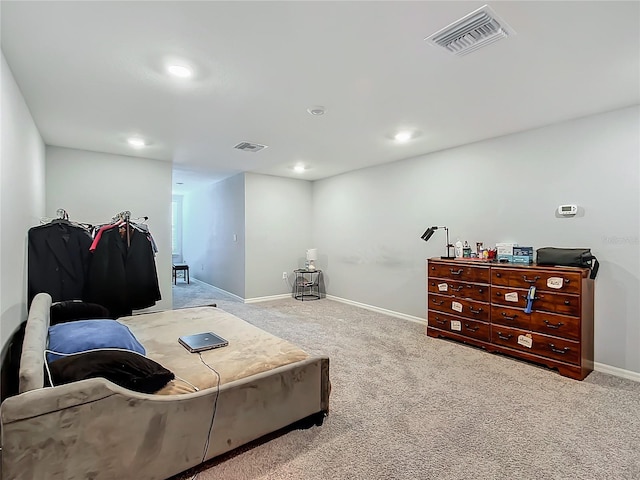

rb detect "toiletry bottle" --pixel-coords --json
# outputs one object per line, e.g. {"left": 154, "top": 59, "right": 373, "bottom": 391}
{"left": 463, "top": 241, "right": 471, "bottom": 258}
{"left": 455, "top": 239, "right": 463, "bottom": 258}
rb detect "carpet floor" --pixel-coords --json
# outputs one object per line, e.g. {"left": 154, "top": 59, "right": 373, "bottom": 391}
{"left": 170, "top": 280, "right": 640, "bottom": 480}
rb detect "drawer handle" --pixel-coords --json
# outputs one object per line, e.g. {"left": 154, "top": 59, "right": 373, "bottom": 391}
{"left": 543, "top": 320, "right": 565, "bottom": 329}
{"left": 435, "top": 317, "right": 446, "bottom": 325}
{"left": 449, "top": 285, "right": 464, "bottom": 292}
{"left": 431, "top": 299, "right": 444, "bottom": 305}
{"left": 523, "top": 275, "right": 541, "bottom": 284}
{"left": 495, "top": 272, "right": 502, "bottom": 278}
{"left": 497, "top": 332, "right": 513, "bottom": 341}
{"left": 464, "top": 323, "right": 479, "bottom": 332}
{"left": 495, "top": 292, "right": 503, "bottom": 297}
{"left": 478, "top": 288, "right": 484, "bottom": 293}
{"left": 564, "top": 300, "right": 571, "bottom": 306}
{"left": 501, "top": 312, "right": 518, "bottom": 321}
{"left": 450, "top": 268, "right": 464, "bottom": 275}
{"left": 469, "top": 307, "right": 483, "bottom": 314}
{"left": 548, "top": 343, "right": 570, "bottom": 355}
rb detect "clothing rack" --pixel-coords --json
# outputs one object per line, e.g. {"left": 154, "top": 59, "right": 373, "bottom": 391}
{"left": 39, "top": 208, "right": 150, "bottom": 247}
{"left": 28, "top": 208, "right": 160, "bottom": 315}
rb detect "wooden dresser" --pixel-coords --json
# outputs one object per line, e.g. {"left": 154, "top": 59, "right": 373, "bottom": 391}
{"left": 426, "top": 258, "right": 594, "bottom": 380}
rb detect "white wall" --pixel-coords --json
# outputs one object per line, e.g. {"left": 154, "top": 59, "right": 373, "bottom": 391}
{"left": 0, "top": 53, "right": 46, "bottom": 357}
{"left": 182, "top": 173, "right": 246, "bottom": 298}
{"left": 245, "top": 173, "right": 313, "bottom": 299}
{"left": 313, "top": 106, "right": 640, "bottom": 374}
{"left": 45, "top": 146, "right": 172, "bottom": 313}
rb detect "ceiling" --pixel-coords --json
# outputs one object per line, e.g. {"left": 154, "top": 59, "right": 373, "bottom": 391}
{"left": 2, "top": 1, "right": 639, "bottom": 194}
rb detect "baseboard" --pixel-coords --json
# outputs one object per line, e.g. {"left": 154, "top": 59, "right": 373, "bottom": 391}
{"left": 189, "top": 279, "right": 245, "bottom": 303}
{"left": 189, "top": 278, "right": 292, "bottom": 304}
{"left": 245, "top": 294, "right": 292, "bottom": 304}
{"left": 326, "top": 295, "right": 426, "bottom": 325}
{"left": 594, "top": 362, "right": 640, "bottom": 383}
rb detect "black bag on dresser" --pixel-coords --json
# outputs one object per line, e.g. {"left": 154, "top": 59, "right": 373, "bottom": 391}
{"left": 536, "top": 247, "right": 599, "bottom": 280}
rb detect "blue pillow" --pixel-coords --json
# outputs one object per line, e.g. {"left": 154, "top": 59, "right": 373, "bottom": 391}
{"left": 47, "top": 319, "right": 145, "bottom": 363}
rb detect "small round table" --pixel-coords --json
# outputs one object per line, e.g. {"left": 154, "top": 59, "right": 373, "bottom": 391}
{"left": 293, "top": 269, "right": 322, "bottom": 301}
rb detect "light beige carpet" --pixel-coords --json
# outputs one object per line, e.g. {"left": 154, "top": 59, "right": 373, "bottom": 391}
{"left": 170, "top": 283, "right": 640, "bottom": 480}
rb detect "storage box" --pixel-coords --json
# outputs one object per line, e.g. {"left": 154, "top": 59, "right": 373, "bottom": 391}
{"left": 513, "top": 246, "right": 533, "bottom": 257}
{"left": 497, "top": 254, "right": 513, "bottom": 263}
{"left": 512, "top": 255, "right": 533, "bottom": 264}
{"left": 496, "top": 243, "right": 518, "bottom": 256}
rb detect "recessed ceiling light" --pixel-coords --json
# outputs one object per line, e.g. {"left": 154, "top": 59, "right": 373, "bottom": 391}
{"left": 293, "top": 164, "right": 306, "bottom": 173}
{"left": 307, "top": 106, "right": 326, "bottom": 116}
{"left": 167, "top": 64, "right": 193, "bottom": 78}
{"left": 394, "top": 131, "right": 412, "bottom": 143}
{"left": 127, "top": 137, "right": 146, "bottom": 148}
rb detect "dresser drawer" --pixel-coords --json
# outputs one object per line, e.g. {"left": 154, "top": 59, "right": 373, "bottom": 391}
{"left": 492, "top": 267, "right": 582, "bottom": 294}
{"left": 491, "top": 326, "right": 580, "bottom": 365}
{"left": 427, "top": 278, "right": 490, "bottom": 302}
{"left": 491, "top": 287, "right": 529, "bottom": 309}
{"left": 428, "top": 294, "right": 489, "bottom": 322}
{"left": 491, "top": 305, "right": 531, "bottom": 331}
{"left": 530, "top": 332, "right": 580, "bottom": 364}
{"left": 428, "top": 311, "right": 489, "bottom": 342}
{"left": 492, "top": 287, "right": 580, "bottom": 317}
{"left": 530, "top": 311, "right": 580, "bottom": 341}
{"left": 428, "top": 261, "right": 490, "bottom": 284}
{"left": 428, "top": 310, "right": 452, "bottom": 330}
{"left": 458, "top": 318, "right": 490, "bottom": 342}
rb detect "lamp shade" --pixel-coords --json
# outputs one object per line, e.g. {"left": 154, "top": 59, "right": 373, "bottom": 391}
{"left": 421, "top": 227, "right": 437, "bottom": 242}
{"left": 306, "top": 248, "right": 318, "bottom": 261}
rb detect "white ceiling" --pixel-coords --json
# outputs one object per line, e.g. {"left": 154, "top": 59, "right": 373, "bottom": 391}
{"left": 2, "top": 1, "right": 639, "bottom": 194}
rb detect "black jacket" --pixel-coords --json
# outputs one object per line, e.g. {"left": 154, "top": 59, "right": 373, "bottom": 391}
{"left": 86, "top": 226, "right": 161, "bottom": 317}
{"left": 28, "top": 221, "right": 93, "bottom": 307}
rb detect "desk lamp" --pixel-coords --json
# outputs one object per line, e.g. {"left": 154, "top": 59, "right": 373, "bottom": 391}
{"left": 421, "top": 226, "right": 455, "bottom": 259}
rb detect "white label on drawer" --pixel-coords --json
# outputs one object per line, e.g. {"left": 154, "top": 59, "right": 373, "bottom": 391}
{"left": 505, "top": 292, "right": 519, "bottom": 302}
{"left": 438, "top": 282, "right": 448, "bottom": 292}
{"left": 517, "top": 334, "right": 533, "bottom": 348}
{"left": 547, "top": 277, "right": 564, "bottom": 289}
{"left": 450, "top": 320, "right": 462, "bottom": 331}
{"left": 451, "top": 301, "right": 463, "bottom": 313}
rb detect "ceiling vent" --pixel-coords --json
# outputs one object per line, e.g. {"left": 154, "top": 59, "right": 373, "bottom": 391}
{"left": 425, "top": 5, "right": 515, "bottom": 56}
{"left": 233, "top": 142, "right": 268, "bottom": 152}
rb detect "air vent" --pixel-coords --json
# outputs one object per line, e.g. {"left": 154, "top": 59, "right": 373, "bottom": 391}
{"left": 425, "top": 5, "right": 515, "bottom": 56}
{"left": 233, "top": 142, "right": 268, "bottom": 152}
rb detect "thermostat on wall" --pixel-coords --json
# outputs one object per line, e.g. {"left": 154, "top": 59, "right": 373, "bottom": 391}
{"left": 558, "top": 204, "right": 578, "bottom": 216}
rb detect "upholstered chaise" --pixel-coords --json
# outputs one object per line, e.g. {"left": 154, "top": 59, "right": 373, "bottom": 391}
{"left": 0, "top": 293, "right": 330, "bottom": 480}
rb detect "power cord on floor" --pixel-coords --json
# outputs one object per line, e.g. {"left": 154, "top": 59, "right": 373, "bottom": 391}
{"left": 191, "top": 352, "right": 221, "bottom": 480}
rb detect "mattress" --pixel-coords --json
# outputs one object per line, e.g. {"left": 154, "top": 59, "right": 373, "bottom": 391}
{"left": 119, "top": 306, "right": 309, "bottom": 394}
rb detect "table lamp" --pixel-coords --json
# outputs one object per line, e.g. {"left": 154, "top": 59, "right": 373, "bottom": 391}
{"left": 306, "top": 248, "right": 318, "bottom": 271}
{"left": 421, "top": 226, "right": 455, "bottom": 260}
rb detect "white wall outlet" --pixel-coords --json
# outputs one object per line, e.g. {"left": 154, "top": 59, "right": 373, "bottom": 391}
{"left": 282, "top": 272, "right": 288, "bottom": 279}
